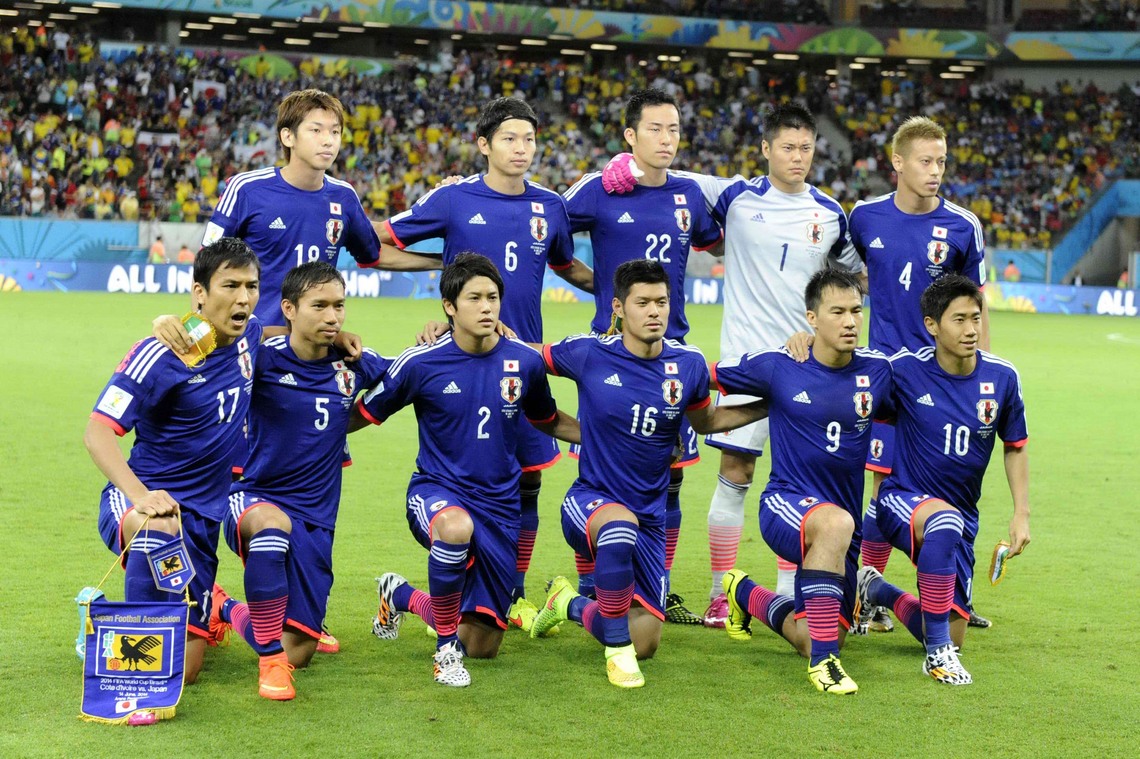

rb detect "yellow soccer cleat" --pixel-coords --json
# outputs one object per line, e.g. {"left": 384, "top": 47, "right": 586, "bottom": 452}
{"left": 807, "top": 654, "right": 859, "bottom": 695}
{"left": 507, "top": 596, "right": 539, "bottom": 633}
{"left": 721, "top": 569, "right": 753, "bottom": 641}
{"left": 604, "top": 644, "right": 645, "bottom": 689}
{"left": 530, "top": 576, "right": 575, "bottom": 639}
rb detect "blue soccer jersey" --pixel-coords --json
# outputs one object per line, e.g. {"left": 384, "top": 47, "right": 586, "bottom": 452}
{"left": 203, "top": 168, "right": 381, "bottom": 325}
{"left": 883, "top": 348, "right": 1028, "bottom": 535}
{"left": 850, "top": 194, "right": 986, "bottom": 352}
{"left": 384, "top": 175, "right": 575, "bottom": 342}
{"left": 236, "top": 337, "right": 390, "bottom": 529}
{"left": 563, "top": 172, "right": 722, "bottom": 338}
{"left": 90, "top": 319, "right": 263, "bottom": 521}
{"left": 356, "top": 335, "right": 557, "bottom": 518}
{"left": 713, "top": 347, "right": 893, "bottom": 518}
{"left": 543, "top": 335, "right": 711, "bottom": 524}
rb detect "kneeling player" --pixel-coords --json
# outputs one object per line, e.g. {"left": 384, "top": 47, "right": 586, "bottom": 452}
{"left": 210, "top": 262, "right": 388, "bottom": 700}
{"left": 530, "top": 260, "right": 767, "bottom": 688}
{"left": 713, "top": 270, "right": 892, "bottom": 695}
{"left": 354, "top": 254, "right": 578, "bottom": 687}
{"left": 857, "top": 275, "right": 1029, "bottom": 685}
{"left": 85, "top": 238, "right": 262, "bottom": 693}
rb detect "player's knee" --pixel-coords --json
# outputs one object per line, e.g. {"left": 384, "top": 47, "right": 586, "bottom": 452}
{"left": 124, "top": 510, "right": 178, "bottom": 539}
{"left": 432, "top": 507, "right": 474, "bottom": 543}
{"left": 806, "top": 505, "right": 855, "bottom": 542}
{"left": 242, "top": 503, "right": 292, "bottom": 538}
{"left": 719, "top": 452, "right": 754, "bottom": 484}
{"left": 669, "top": 467, "right": 684, "bottom": 485}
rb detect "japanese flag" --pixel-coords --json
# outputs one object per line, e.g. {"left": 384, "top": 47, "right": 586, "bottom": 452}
{"left": 856, "top": 375, "right": 870, "bottom": 387}
{"left": 115, "top": 699, "right": 139, "bottom": 713}
{"left": 330, "top": 202, "right": 342, "bottom": 215}
{"left": 531, "top": 202, "right": 544, "bottom": 215}
{"left": 504, "top": 360, "right": 519, "bottom": 372}
{"left": 932, "top": 226, "right": 948, "bottom": 239}
{"left": 980, "top": 382, "right": 994, "bottom": 394}
{"left": 664, "top": 362, "right": 678, "bottom": 375}
{"left": 673, "top": 194, "right": 687, "bottom": 205}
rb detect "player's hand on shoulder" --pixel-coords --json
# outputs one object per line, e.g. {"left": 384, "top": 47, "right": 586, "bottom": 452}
{"left": 495, "top": 320, "right": 517, "bottom": 340}
{"left": 1008, "top": 512, "right": 1030, "bottom": 556}
{"left": 335, "top": 330, "right": 363, "bottom": 361}
{"left": 153, "top": 314, "right": 192, "bottom": 355}
{"left": 601, "top": 153, "right": 643, "bottom": 195}
{"left": 134, "top": 489, "right": 180, "bottom": 518}
{"left": 435, "top": 175, "right": 463, "bottom": 189}
{"left": 785, "top": 331, "right": 814, "bottom": 362}
{"left": 416, "top": 320, "right": 451, "bottom": 346}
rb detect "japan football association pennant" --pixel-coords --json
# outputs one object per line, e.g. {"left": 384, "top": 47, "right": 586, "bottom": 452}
{"left": 146, "top": 538, "right": 196, "bottom": 594}
{"left": 80, "top": 598, "right": 186, "bottom": 724}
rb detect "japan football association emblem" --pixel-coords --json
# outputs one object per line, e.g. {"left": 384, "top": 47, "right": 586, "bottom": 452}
{"left": 335, "top": 367, "right": 356, "bottom": 396}
{"left": 927, "top": 240, "right": 949, "bottom": 265}
{"left": 326, "top": 218, "right": 343, "bottom": 246}
{"left": 662, "top": 379, "right": 684, "bottom": 406}
{"left": 870, "top": 439, "right": 884, "bottom": 459}
{"left": 500, "top": 376, "right": 522, "bottom": 404}
{"left": 674, "top": 208, "right": 691, "bottom": 233}
{"left": 237, "top": 351, "right": 252, "bottom": 380}
{"left": 977, "top": 398, "right": 999, "bottom": 426}
{"left": 854, "top": 391, "right": 873, "bottom": 418}
{"left": 530, "top": 217, "right": 548, "bottom": 242}
{"left": 806, "top": 222, "right": 824, "bottom": 244}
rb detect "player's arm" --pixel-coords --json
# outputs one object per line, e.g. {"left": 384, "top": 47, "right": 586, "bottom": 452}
{"left": 375, "top": 239, "right": 443, "bottom": 271}
{"left": 686, "top": 397, "right": 768, "bottom": 434}
{"left": 416, "top": 320, "right": 516, "bottom": 346}
{"left": 552, "top": 258, "right": 595, "bottom": 292}
{"left": 1003, "top": 443, "right": 1030, "bottom": 556}
{"left": 530, "top": 409, "right": 581, "bottom": 445}
{"left": 83, "top": 418, "right": 179, "bottom": 517}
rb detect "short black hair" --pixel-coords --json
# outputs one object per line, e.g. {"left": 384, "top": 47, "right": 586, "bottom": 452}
{"left": 763, "top": 103, "right": 817, "bottom": 141}
{"left": 194, "top": 237, "right": 259, "bottom": 291}
{"left": 281, "top": 261, "right": 344, "bottom": 306}
{"left": 921, "top": 274, "right": 984, "bottom": 322}
{"left": 440, "top": 252, "right": 504, "bottom": 307}
{"left": 624, "top": 88, "right": 678, "bottom": 131}
{"left": 613, "top": 259, "right": 669, "bottom": 303}
{"left": 804, "top": 268, "right": 865, "bottom": 313}
{"left": 475, "top": 97, "right": 539, "bottom": 143}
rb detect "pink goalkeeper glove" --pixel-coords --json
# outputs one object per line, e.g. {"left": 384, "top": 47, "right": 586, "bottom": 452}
{"left": 601, "top": 153, "right": 643, "bottom": 194}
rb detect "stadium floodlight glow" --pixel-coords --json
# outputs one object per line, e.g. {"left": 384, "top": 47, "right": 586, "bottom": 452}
{"left": 48, "top": 12, "right": 78, "bottom": 19}
{"left": 727, "top": 51, "right": 751, "bottom": 58}
{"left": 313, "top": 32, "right": 338, "bottom": 39}
{"left": 184, "top": 22, "right": 212, "bottom": 30}
{"left": 906, "top": 58, "right": 932, "bottom": 65}
{"left": 849, "top": 62, "right": 865, "bottom": 70}
{"left": 284, "top": 37, "right": 310, "bottom": 45}
{"left": 496, "top": 44, "right": 517, "bottom": 51}
{"left": 0, "top": 9, "right": 19, "bottom": 16}
{"left": 949, "top": 65, "right": 976, "bottom": 72}
{"left": 248, "top": 28, "right": 274, "bottom": 35}
{"left": 560, "top": 49, "right": 587, "bottom": 56}
{"left": 826, "top": 68, "right": 838, "bottom": 76}
{"left": 222, "top": 34, "right": 246, "bottom": 41}
{"left": 301, "top": 16, "right": 322, "bottom": 23}
{"left": 752, "top": 59, "right": 768, "bottom": 65}
{"left": 207, "top": 16, "right": 238, "bottom": 25}
{"left": 939, "top": 72, "right": 965, "bottom": 79}
{"left": 415, "top": 38, "right": 430, "bottom": 45}
{"left": 772, "top": 53, "right": 799, "bottom": 60}
{"left": 590, "top": 43, "right": 617, "bottom": 51}
{"left": 232, "top": 12, "right": 261, "bottom": 19}
{"left": 451, "top": 33, "right": 463, "bottom": 40}
{"left": 271, "top": 21, "right": 299, "bottom": 28}
{"left": 178, "top": 30, "right": 189, "bottom": 37}
{"left": 638, "top": 60, "right": 647, "bottom": 66}
{"left": 962, "top": 60, "right": 986, "bottom": 66}
{"left": 855, "top": 57, "right": 881, "bottom": 64}
{"left": 521, "top": 39, "right": 547, "bottom": 46}
{"left": 339, "top": 25, "right": 365, "bottom": 33}
{"left": 668, "top": 55, "right": 681, "bottom": 62}
{"left": 93, "top": 1, "right": 123, "bottom": 6}
{"left": 69, "top": 6, "right": 100, "bottom": 13}
{"left": 657, "top": 54, "right": 669, "bottom": 61}
{"left": 14, "top": 3, "right": 41, "bottom": 9}
{"left": 363, "top": 21, "right": 390, "bottom": 28}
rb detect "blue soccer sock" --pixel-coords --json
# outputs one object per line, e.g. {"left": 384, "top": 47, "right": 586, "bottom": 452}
{"left": 865, "top": 573, "right": 925, "bottom": 643}
{"left": 124, "top": 529, "right": 177, "bottom": 603}
{"left": 733, "top": 576, "right": 796, "bottom": 636}
{"left": 515, "top": 485, "right": 540, "bottom": 599}
{"left": 665, "top": 482, "right": 682, "bottom": 590}
{"left": 428, "top": 539, "right": 469, "bottom": 649}
{"left": 590, "top": 521, "right": 638, "bottom": 647}
{"left": 242, "top": 528, "right": 290, "bottom": 656}
{"left": 916, "top": 510, "right": 964, "bottom": 653}
{"left": 861, "top": 499, "right": 893, "bottom": 574}
{"left": 798, "top": 569, "right": 845, "bottom": 666}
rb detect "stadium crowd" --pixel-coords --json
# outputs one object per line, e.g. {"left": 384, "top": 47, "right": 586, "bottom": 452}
{"left": 529, "top": 0, "right": 830, "bottom": 24}
{"left": 2, "top": 23, "right": 1139, "bottom": 249}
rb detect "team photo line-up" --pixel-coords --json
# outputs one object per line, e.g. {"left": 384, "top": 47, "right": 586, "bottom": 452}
{"left": 85, "top": 86, "right": 1029, "bottom": 706}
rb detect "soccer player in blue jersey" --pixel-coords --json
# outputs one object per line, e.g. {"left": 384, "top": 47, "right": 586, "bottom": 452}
{"left": 201, "top": 89, "right": 385, "bottom": 327}
{"left": 603, "top": 104, "right": 864, "bottom": 625}
{"left": 205, "top": 262, "right": 389, "bottom": 700}
{"left": 84, "top": 237, "right": 261, "bottom": 689}
{"left": 562, "top": 88, "right": 723, "bottom": 621}
{"left": 529, "top": 260, "right": 768, "bottom": 688}
{"left": 856, "top": 275, "right": 1029, "bottom": 685}
{"left": 374, "top": 97, "right": 594, "bottom": 631}
{"left": 848, "top": 116, "right": 992, "bottom": 632}
{"left": 355, "top": 254, "right": 579, "bottom": 687}
{"left": 712, "top": 269, "right": 891, "bottom": 695}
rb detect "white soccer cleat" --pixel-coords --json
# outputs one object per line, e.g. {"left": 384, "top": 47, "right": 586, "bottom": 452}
{"left": 372, "top": 573, "right": 406, "bottom": 640}
{"left": 433, "top": 641, "right": 471, "bottom": 687}
{"left": 923, "top": 643, "right": 973, "bottom": 685}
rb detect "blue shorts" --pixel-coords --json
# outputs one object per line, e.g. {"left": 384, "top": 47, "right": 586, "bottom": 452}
{"left": 518, "top": 418, "right": 561, "bottom": 472}
{"left": 570, "top": 416, "right": 700, "bottom": 469}
{"left": 405, "top": 474, "right": 516, "bottom": 629}
{"left": 560, "top": 484, "right": 667, "bottom": 620}
{"left": 224, "top": 490, "right": 335, "bottom": 640}
{"left": 865, "top": 421, "right": 894, "bottom": 474}
{"left": 757, "top": 488, "right": 859, "bottom": 627}
{"left": 98, "top": 484, "right": 221, "bottom": 637}
{"left": 876, "top": 486, "right": 976, "bottom": 617}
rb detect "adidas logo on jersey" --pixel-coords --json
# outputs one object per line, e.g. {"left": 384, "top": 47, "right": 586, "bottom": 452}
{"left": 617, "top": 212, "right": 635, "bottom": 224}
{"left": 468, "top": 213, "right": 486, "bottom": 225}
{"left": 917, "top": 393, "right": 935, "bottom": 407}
{"left": 869, "top": 237, "right": 884, "bottom": 249}
{"left": 443, "top": 381, "right": 461, "bottom": 394}
{"left": 604, "top": 373, "right": 623, "bottom": 387}
{"left": 187, "top": 374, "right": 206, "bottom": 384}
{"left": 279, "top": 373, "right": 298, "bottom": 386}
{"left": 269, "top": 217, "right": 287, "bottom": 230}
{"left": 750, "top": 212, "right": 765, "bottom": 222}
{"left": 793, "top": 391, "right": 811, "bottom": 404}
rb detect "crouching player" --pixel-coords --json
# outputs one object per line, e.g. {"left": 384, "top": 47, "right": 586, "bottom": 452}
{"left": 530, "top": 260, "right": 767, "bottom": 688}
{"left": 354, "top": 254, "right": 579, "bottom": 687}
{"left": 84, "top": 238, "right": 262, "bottom": 691}
{"left": 857, "top": 275, "right": 1029, "bottom": 685}
{"left": 210, "top": 262, "right": 389, "bottom": 700}
{"left": 714, "top": 270, "right": 892, "bottom": 695}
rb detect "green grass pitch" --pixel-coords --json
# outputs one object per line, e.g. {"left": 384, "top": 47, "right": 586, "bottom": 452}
{"left": 0, "top": 292, "right": 1137, "bottom": 757}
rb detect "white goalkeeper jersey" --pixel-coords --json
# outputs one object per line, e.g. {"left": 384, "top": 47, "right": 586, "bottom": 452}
{"left": 674, "top": 171, "right": 862, "bottom": 360}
